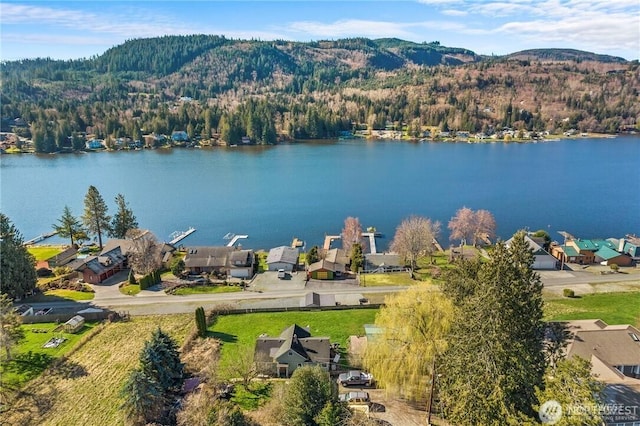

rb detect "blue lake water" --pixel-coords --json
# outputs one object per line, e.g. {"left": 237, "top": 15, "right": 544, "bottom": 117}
{"left": 1, "top": 137, "right": 639, "bottom": 251}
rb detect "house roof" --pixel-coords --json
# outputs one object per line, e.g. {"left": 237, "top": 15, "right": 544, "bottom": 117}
{"left": 561, "top": 245, "right": 581, "bottom": 257}
{"left": 184, "top": 246, "right": 233, "bottom": 268}
{"left": 595, "top": 246, "right": 625, "bottom": 260}
{"left": 64, "top": 315, "right": 85, "bottom": 327}
{"left": 301, "top": 292, "right": 336, "bottom": 307}
{"left": 506, "top": 235, "right": 551, "bottom": 256}
{"left": 254, "top": 324, "right": 331, "bottom": 365}
{"left": 566, "top": 320, "right": 640, "bottom": 376}
{"left": 308, "top": 259, "right": 337, "bottom": 273}
{"left": 46, "top": 246, "right": 78, "bottom": 264}
{"left": 572, "top": 239, "right": 598, "bottom": 251}
{"left": 76, "top": 246, "right": 125, "bottom": 274}
{"left": 229, "top": 249, "right": 253, "bottom": 266}
{"left": 266, "top": 246, "right": 299, "bottom": 265}
{"left": 325, "top": 248, "right": 348, "bottom": 265}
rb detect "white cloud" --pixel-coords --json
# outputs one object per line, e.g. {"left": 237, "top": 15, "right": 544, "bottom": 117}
{"left": 286, "top": 19, "right": 416, "bottom": 39}
{"left": 441, "top": 9, "right": 468, "bottom": 16}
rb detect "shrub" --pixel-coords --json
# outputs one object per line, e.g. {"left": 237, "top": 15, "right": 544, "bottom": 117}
{"left": 563, "top": 288, "right": 575, "bottom": 298}
{"left": 53, "top": 266, "right": 72, "bottom": 276}
{"left": 195, "top": 307, "right": 207, "bottom": 338}
{"left": 128, "top": 270, "right": 137, "bottom": 285}
{"left": 610, "top": 264, "right": 619, "bottom": 272}
{"left": 37, "top": 267, "right": 53, "bottom": 277}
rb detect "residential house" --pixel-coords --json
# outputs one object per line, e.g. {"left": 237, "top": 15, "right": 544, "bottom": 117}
{"left": 85, "top": 139, "right": 104, "bottom": 150}
{"left": 565, "top": 320, "right": 640, "bottom": 381}
{"left": 254, "top": 324, "right": 334, "bottom": 377}
{"left": 45, "top": 246, "right": 78, "bottom": 268}
{"left": 364, "top": 253, "right": 401, "bottom": 272}
{"left": 184, "top": 246, "right": 255, "bottom": 278}
{"left": 75, "top": 246, "right": 127, "bottom": 284}
{"left": 308, "top": 260, "right": 339, "bottom": 280}
{"left": 563, "top": 320, "right": 640, "bottom": 426}
{"left": 551, "top": 237, "right": 632, "bottom": 267}
{"left": 266, "top": 246, "right": 299, "bottom": 272}
{"left": 506, "top": 235, "right": 557, "bottom": 270}
{"left": 611, "top": 236, "right": 640, "bottom": 260}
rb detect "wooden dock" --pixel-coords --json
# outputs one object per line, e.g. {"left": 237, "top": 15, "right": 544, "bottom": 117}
{"left": 323, "top": 235, "right": 341, "bottom": 251}
{"left": 362, "top": 232, "right": 378, "bottom": 254}
{"left": 168, "top": 227, "right": 196, "bottom": 245}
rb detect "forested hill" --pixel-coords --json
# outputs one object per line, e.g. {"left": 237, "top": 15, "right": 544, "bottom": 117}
{"left": 1, "top": 35, "right": 639, "bottom": 152}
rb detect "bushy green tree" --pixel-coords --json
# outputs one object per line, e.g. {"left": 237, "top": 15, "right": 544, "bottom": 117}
{"left": 350, "top": 242, "right": 364, "bottom": 272}
{"left": 171, "top": 258, "right": 185, "bottom": 277}
{"left": 81, "top": 185, "right": 111, "bottom": 249}
{"left": 52, "top": 205, "right": 85, "bottom": 246}
{"left": 110, "top": 193, "right": 138, "bottom": 238}
{"left": 0, "top": 294, "right": 25, "bottom": 359}
{"left": 0, "top": 213, "right": 37, "bottom": 300}
{"left": 282, "top": 365, "right": 336, "bottom": 426}
{"left": 535, "top": 357, "right": 604, "bottom": 426}
{"left": 306, "top": 246, "right": 319, "bottom": 265}
{"left": 139, "top": 328, "right": 185, "bottom": 395}
{"left": 120, "top": 368, "right": 166, "bottom": 425}
{"left": 195, "top": 307, "right": 207, "bottom": 338}
{"left": 440, "top": 231, "right": 545, "bottom": 424}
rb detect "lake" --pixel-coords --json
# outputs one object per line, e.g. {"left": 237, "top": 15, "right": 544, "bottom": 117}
{"left": 1, "top": 136, "right": 639, "bottom": 251}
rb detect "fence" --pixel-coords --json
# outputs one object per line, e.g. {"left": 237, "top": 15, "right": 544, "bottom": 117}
{"left": 210, "top": 303, "right": 383, "bottom": 317}
{"left": 20, "top": 311, "right": 112, "bottom": 324}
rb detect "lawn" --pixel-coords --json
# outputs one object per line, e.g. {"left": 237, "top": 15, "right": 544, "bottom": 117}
{"left": 172, "top": 285, "right": 242, "bottom": 295}
{"left": 360, "top": 272, "right": 414, "bottom": 286}
{"left": 120, "top": 284, "right": 141, "bottom": 296}
{"left": 23, "top": 288, "right": 94, "bottom": 302}
{"left": 210, "top": 309, "right": 379, "bottom": 376}
{"left": 5, "top": 314, "right": 193, "bottom": 426}
{"left": 28, "top": 246, "right": 64, "bottom": 261}
{"left": 1, "top": 322, "right": 97, "bottom": 388}
{"left": 544, "top": 292, "right": 640, "bottom": 326}
{"left": 257, "top": 251, "right": 268, "bottom": 272}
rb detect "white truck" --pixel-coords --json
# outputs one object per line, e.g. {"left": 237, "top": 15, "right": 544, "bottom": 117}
{"left": 337, "top": 370, "right": 374, "bottom": 387}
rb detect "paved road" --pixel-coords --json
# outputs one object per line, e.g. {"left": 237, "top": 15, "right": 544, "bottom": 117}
{"left": 24, "top": 270, "right": 640, "bottom": 316}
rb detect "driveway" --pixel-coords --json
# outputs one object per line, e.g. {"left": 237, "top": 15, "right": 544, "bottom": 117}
{"left": 250, "top": 270, "right": 307, "bottom": 292}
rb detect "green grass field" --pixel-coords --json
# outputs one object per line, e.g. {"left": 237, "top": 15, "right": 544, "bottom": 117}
{"left": 1, "top": 322, "right": 97, "bottom": 388}
{"left": 172, "top": 285, "right": 242, "bottom": 295}
{"left": 120, "top": 284, "right": 141, "bottom": 296}
{"left": 360, "top": 272, "right": 414, "bottom": 286}
{"left": 23, "top": 288, "right": 95, "bottom": 303}
{"left": 210, "top": 309, "right": 379, "bottom": 375}
{"left": 544, "top": 291, "right": 640, "bottom": 326}
{"left": 27, "top": 246, "right": 65, "bottom": 261}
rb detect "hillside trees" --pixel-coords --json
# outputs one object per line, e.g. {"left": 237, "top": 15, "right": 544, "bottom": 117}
{"left": 390, "top": 215, "right": 440, "bottom": 269}
{"left": 52, "top": 205, "right": 86, "bottom": 246}
{"left": 440, "top": 231, "right": 545, "bottom": 424}
{"left": 82, "top": 185, "right": 111, "bottom": 249}
{"left": 0, "top": 213, "right": 37, "bottom": 299}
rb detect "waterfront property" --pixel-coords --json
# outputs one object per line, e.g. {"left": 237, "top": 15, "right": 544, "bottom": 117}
{"left": 266, "top": 246, "right": 299, "bottom": 272}
{"left": 76, "top": 246, "right": 127, "bottom": 284}
{"left": 550, "top": 236, "right": 633, "bottom": 267}
{"left": 254, "top": 324, "right": 335, "bottom": 377}
{"left": 506, "top": 235, "right": 557, "bottom": 270}
{"left": 183, "top": 246, "right": 255, "bottom": 278}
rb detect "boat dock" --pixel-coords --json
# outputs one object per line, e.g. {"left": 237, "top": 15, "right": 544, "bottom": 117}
{"left": 362, "top": 232, "right": 378, "bottom": 254}
{"left": 24, "top": 231, "right": 58, "bottom": 245}
{"left": 292, "top": 237, "right": 304, "bottom": 248}
{"left": 225, "top": 234, "right": 248, "bottom": 247}
{"left": 168, "top": 227, "right": 196, "bottom": 245}
{"left": 323, "top": 235, "right": 341, "bottom": 251}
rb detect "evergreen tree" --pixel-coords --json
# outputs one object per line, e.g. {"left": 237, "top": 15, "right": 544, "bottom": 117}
{"left": 282, "top": 365, "right": 336, "bottom": 426}
{"left": 139, "top": 328, "right": 185, "bottom": 395}
{"left": 110, "top": 193, "right": 138, "bottom": 239}
{"left": 0, "top": 294, "right": 25, "bottom": 359}
{"left": 440, "top": 231, "right": 545, "bottom": 424}
{"left": 306, "top": 246, "right": 320, "bottom": 265}
{"left": 120, "top": 368, "right": 166, "bottom": 425}
{"left": 349, "top": 242, "right": 364, "bottom": 272}
{"left": 0, "top": 213, "right": 37, "bottom": 300}
{"left": 81, "top": 185, "right": 111, "bottom": 249}
{"left": 52, "top": 205, "right": 84, "bottom": 246}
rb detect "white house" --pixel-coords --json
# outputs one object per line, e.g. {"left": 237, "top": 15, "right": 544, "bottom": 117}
{"left": 266, "top": 246, "right": 299, "bottom": 272}
{"left": 506, "top": 235, "right": 557, "bottom": 270}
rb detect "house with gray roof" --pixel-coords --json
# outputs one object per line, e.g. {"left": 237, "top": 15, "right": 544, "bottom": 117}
{"left": 184, "top": 246, "right": 254, "bottom": 278}
{"left": 254, "top": 324, "right": 334, "bottom": 377}
{"left": 76, "top": 246, "right": 126, "bottom": 284}
{"left": 506, "top": 235, "right": 557, "bottom": 269}
{"left": 45, "top": 246, "right": 78, "bottom": 268}
{"left": 266, "top": 246, "right": 299, "bottom": 272}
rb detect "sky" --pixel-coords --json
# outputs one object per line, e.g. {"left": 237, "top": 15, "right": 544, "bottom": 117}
{"left": 1, "top": 0, "right": 639, "bottom": 62}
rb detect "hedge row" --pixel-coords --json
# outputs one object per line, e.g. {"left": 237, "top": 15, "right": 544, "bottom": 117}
{"left": 139, "top": 270, "right": 162, "bottom": 290}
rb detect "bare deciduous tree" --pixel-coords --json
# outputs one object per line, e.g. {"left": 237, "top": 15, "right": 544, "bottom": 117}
{"left": 341, "top": 216, "right": 362, "bottom": 253}
{"left": 127, "top": 229, "right": 162, "bottom": 275}
{"left": 390, "top": 215, "right": 440, "bottom": 269}
{"left": 473, "top": 209, "right": 496, "bottom": 246}
{"left": 447, "top": 206, "right": 475, "bottom": 247}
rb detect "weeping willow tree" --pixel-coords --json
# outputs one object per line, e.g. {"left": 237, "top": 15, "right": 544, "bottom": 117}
{"left": 363, "top": 287, "right": 453, "bottom": 405}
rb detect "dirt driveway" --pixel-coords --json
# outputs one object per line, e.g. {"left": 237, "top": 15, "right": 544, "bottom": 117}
{"left": 339, "top": 384, "right": 429, "bottom": 425}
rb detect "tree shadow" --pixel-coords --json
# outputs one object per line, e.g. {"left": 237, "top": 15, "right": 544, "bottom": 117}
{"left": 2, "top": 351, "right": 55, "bottom": 381}
{"left": 50, "top": 360, "right": 88, "bottom": 379}
{"left": 369, "top": 402, "right": 386, "bottom": 413}
{"left": 209, "top": 331, "right": 238, "bottom": 343}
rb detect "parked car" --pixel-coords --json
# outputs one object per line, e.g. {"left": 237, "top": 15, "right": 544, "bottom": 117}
{"left": 277, "top": 269, "right": 286, "bottom": 279}
{"left": 337, "top": 370, "right": 374, "bottom": 387}
{"left": 339, "top": 391, "right": 370, "bottom": 405}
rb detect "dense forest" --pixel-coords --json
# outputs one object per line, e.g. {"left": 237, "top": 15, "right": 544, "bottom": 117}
{"left": 1, "top": 35, "right": 639, "bottom": 153}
